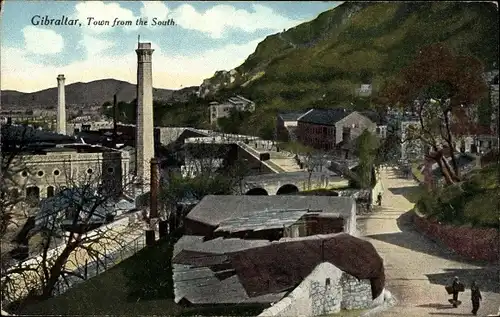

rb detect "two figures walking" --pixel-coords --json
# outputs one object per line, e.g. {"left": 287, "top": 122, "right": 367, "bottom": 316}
{"left": 446, "top": 277, "right": 482, "bottom": 315}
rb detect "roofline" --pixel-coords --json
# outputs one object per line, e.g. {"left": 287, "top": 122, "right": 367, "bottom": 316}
{"left": 296, "top": 109, "right": 314, "bottom": 121}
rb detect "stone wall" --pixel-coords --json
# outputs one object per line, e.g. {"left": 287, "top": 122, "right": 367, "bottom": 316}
{"left": 413, "top": 213, "right": 499, "bottom": 262}
{"left": 258, "top": 262, "right": 382, "bottom": 317}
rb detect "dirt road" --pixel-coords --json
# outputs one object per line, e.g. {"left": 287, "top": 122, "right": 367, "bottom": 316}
{"left": 358, "top": 167, "right": 500, "bottom": 316}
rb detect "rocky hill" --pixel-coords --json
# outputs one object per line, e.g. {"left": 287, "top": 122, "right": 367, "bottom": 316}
{"left": 1, "top": 79, "right": 197, "bottom": 108}
{"left": 199, "top": 2, "right": 499, "bottom": 128}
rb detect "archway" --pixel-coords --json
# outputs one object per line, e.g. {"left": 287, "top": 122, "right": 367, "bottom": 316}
{"left": 46, "top": 186, "right": 55, "bottom": 198}
{"left": 26, "top": 186, "right": 40, "bottom": 205}
{"left": 245, "top": 188, "right": 268, "bottom": 195}
{"left": 276, "top": 184, "right": 299, "bottom": 195}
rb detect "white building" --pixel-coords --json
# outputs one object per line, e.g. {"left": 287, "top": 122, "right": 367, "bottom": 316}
{"left": 210, "top": 95, "right": 256, "bottom": 125}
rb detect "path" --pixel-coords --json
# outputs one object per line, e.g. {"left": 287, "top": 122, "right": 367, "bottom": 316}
{"left": 358, "top": 167, "right": 500, "bottom": 317}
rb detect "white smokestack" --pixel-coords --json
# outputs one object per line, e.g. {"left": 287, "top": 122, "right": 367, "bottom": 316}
{"left": 56, "top": 74, "right": 66, "bottom": 135}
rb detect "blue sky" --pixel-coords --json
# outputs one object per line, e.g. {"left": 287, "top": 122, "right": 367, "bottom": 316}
{"left": 1, "top": 1, "right": 341, "bottom": 92}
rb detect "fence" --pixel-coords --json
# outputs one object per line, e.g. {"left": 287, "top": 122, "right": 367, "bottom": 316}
{"left": 53, "top": 233, "right": 146, "bottom": 296}
{"left": 1, "top": 228, "right": 146, "bottom": 305}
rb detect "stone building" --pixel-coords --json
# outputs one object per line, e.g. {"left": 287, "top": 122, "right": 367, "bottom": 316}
{"left": 4, "top": 141, "right": 131, "bottom": 201}
{"left": 210, "top": 95, "right": 256, "bottom": 125}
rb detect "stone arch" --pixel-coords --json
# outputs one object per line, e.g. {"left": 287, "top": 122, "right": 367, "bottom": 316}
{"left": 245, "top": 188, "right": 268, "bottom": 195}
{"left": 276, "top": 184, "right": 299, "bottom": 195}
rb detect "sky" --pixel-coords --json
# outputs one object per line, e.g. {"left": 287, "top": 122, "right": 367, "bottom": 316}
{"left": 1, "top": 1, "right": 342, "bottom": 93}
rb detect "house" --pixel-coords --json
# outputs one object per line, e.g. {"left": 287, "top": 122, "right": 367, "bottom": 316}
{"left": 172, "top": 233, "right": 386, "bottom": 315}
{"left": 296, "top": 108, "right": 377, "bottom": 156}
{"left": 183, "top": 195, "right": 357, "bottom": 238}
{"left": 275, "top": 111, "right": 309, "bottom": 142}
{"left": 210, "top": 95, "right": 256, "bottom": 125}
{"left": 355, "top": 84, "right": 372, "bottom": 97}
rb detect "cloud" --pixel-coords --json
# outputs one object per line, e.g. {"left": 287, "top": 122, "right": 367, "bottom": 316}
{"left": 22, "top": 26, "right": 64, "bottom": 55}
{"left": 74, "top": 1, "right": 138, "bottom": 34}
{"left": 140, "top": 1, "right": 170, "bottom": 21}
{"left": 1, "top": 38, "right": 264, "bottom": 92}
{"left": 170, "top": 4, "right": 304, "bottom": 38}
{"left": 78, "top": 35, "right": 114, "bottom": 57}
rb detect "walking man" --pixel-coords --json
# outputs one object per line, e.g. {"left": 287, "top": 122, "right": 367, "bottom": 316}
{"left": 450, "top": 276, "right": 464, "bottom": 307}
{"left": 471, "top": 281, "right": 482, "bottom": 316}
{"left": 377, "top": 192, "right": 382, "bottom": 206}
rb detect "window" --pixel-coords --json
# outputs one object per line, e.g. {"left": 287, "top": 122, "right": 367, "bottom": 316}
{"left": 53, "top": 169, "right": 60, "bottom": 176}
{"left": 87, "top": 168, "right": 93, "bottom": 174}
{"left": 37, "top": 171, "right": 44, "bottom": 177}
{"left": 46, "top": 186, "right": 54, "bottom": 198}
{"left": 107, "top": 167, "right": 114, "bottom": 174}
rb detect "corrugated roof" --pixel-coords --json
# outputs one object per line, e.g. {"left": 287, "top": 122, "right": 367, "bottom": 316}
{"left": 298, "top": 108, "right": 352, "bottom": 126}
{"left": 187, "top": 195, "right": 355, "bottom": 227}
{"left": 215, "top": 209, "right": 308, "bottom": 234}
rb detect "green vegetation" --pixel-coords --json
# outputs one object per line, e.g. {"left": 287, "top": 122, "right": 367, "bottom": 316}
{"left": 16, "top": 237, "right": 179, "bottom": 316}
{"left": 16, "top": 236, "right": 264, "bottom": 316}
{"left": 352, "top": 130, "right": 380, "bottom": 189}
{"left": 416, "top": 163, "right": 499, "bottom": 228}
{"left": 200, "top": 2, "right": 498, "bottom": 138}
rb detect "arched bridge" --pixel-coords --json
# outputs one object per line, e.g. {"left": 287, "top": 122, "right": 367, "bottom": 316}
{"left": 240, "top": 171, "right": 349, "bottom": 195}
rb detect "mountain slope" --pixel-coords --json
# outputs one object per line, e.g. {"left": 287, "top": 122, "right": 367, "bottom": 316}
{"left": 199, "top": 1, "right": 499, "bottom": 136}
{"left": 1, "top": 79, "right": 197, "bottom": 107}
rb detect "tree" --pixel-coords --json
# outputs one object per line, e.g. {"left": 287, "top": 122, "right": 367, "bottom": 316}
{"left": 160, "top": 138, "right": 251, "bottom": 231}
{"left": 381, "top": 43, "right": 488, "bottom": 185}
{"left": 1, "top": 127, "right": 140, "bottom": 310}
{"left": 353, "top": 130, "right": 380, "bottom": 189}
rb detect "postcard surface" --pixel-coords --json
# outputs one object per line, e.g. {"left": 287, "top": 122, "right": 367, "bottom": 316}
{"left": 1, "top": 2, "right": 499, "bottom": 317}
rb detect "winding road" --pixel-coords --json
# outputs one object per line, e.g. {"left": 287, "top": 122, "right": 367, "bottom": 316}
{"left": 358, "top": 167, "right": 500, "bottom": 316}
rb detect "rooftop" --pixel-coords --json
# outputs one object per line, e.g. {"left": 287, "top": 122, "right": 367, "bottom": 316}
{"left": 186, "top": 195, "right": 355, "bottom": 227}
{"left": 298, "top": 108, "right": 353, "bottom": 126}
{"left": 172, "top": 233, "right": 385, "bottom": 305}
{"left": 278, "top": 111, "right": 308, "bottom": 121}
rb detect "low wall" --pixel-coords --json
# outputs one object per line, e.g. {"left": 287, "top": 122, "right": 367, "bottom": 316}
{"left": 413, "top": 212, "right": 499, "bottom": 262}
{"left": 259, "top": 262, "right": 380, "bottom": 317}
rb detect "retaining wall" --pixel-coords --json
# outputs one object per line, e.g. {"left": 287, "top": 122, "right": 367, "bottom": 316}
{"left": 258, "top": 262, "right": 383, "bottom": 317}
{"left": 413, "top": 213, "right": 499, "bottom": 262}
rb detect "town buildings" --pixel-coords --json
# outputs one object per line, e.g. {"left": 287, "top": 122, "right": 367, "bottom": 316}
{"left": 296, "top": 109, "right": 383, "bottom": 156}
{"left": 210, "top": 95, "right": 256, "bottom": 125}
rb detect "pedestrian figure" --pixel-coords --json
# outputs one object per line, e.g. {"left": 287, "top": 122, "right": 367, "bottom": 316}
{"left": 377, "top": 192, "right": 382, "bottom": 206}
{"left": 447, "top": 276, "right": 464, "bottom": 307}
{"left": 471, "top": 281, "right": 482, "bottom": 316}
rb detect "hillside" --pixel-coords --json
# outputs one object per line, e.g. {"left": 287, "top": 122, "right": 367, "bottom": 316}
{"left": 1, "top": 79, "right": 197, "bottom": 108}
{"left": 198, "top": 2, "right": 499, "bottom": 136}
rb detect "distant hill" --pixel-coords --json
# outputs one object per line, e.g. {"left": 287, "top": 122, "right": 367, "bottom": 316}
{"left": 1, "top": 79, "right": 198, "bottom": 108}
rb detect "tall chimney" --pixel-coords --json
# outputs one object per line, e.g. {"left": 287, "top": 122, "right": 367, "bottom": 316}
{"left": 56, "top": 74, "right": 66, "bottom": 135}
{"left": 135, "top": 42, "right": 155, "bottom": 193}
{"left": 113, "top": 94, "right": 118, "bottom": 140}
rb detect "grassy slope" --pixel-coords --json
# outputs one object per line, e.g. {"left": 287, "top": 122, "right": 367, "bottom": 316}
{"left": 207, "top": 2, "right": 498, "bottom": 136}
{"left": 417, "top": 163, "right": 499, "bottom": 228}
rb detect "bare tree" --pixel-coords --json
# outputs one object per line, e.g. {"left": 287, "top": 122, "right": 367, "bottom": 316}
{"left": 1, "top": 135, "right": 140, "bottom": 310}
{"left": 381, "top": 43, "right": 488, "bottom": 185}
